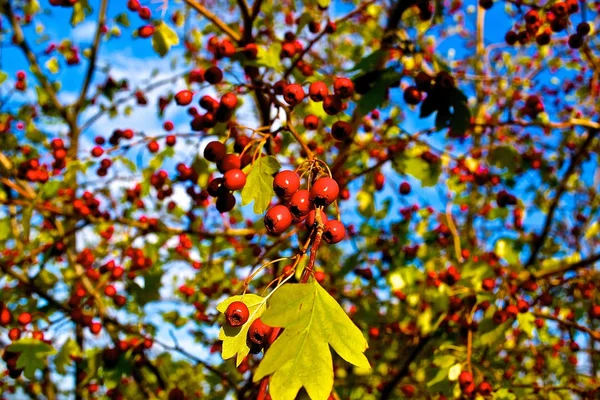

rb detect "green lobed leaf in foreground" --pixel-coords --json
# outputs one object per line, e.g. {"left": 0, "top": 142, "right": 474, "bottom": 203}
{"left": 152, "top": 22, "right": 180, "bottom": 57}
{"left": 8, "top": 338, "right": 57, "bottom": 379}
{"left": 241, "top": 155, "right": 281, "bottom": 214}
{"left": 217, "top": 294, "right": 267, "bottom": 366}
{"left": 254, "top": 280, "right": 370, "bottom": 400}
{"left": 54, "top": 338, "right": 82, "bottom": 375}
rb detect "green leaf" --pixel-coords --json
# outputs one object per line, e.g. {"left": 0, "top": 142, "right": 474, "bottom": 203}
{"left": 54, "top": 338, "right": 82, "bottom": 375}
{"left": 45, "top": 57, "right": 59, "bottom": 74}
{"left": 517, "top": 312, "right": 535, "bottom": 338}
{"left": 495, "top": 238, "right": 519, "bottom": 265}
{"left": 356, "top": 68, "right": 402, "bottom": 116}
{"left": 8, "top": 339, "right": 57, "bottom": 379}
{"left": 493, "top": 388, "right": 517, "bottom": 400}
{"left": 349, "top": 50, "right": 386, "bottom": 73}
{"left": 128, "top": 269, "right": 163, "bottom": 306}
{"left": 356, "top": 191, "right": 374, "bottom": 218}
{"left": 217, "top": 294, "right": 267, "bottom": 366}
{"left": 317, "top": 0, "right": 330, "bottom": 8}
{"left": 254, "top": 280, "right": 370, "bottom": 400}
{"left": 71, "top": 0, "right": 91, "bottom": 27}
{"left": 241, "top": 156, "right": 281, "bottom": 214}
{"left": 255, "top": 43, "right": 283, "bottom": 72}
{"left": 152, "top": 22, "right": 180, "bottom": 57}
{"left": 393, "top": 154, "right": 441, "bottom": 187}
{"left": 0, "top": 71, "right": 8, "bottom": 84}
{"left": 488, "top": 146, "right": 518, "bottom": 170}
{"left": 0, "top": 218, "right": 10, "bottom": 241}
{"left": 114, "top": 13, "right": 130, "bottom": 28}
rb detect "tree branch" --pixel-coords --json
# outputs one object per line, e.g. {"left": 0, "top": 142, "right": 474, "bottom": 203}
{"left": 184, "top": 0, "right": 241, "bottom": 42}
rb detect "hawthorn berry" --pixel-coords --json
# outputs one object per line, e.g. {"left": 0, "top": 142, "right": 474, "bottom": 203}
{"left": 205, "top": 66, "right": 223, "bottom": 84}
{"left": 18, "top": 312, "right": 32, "bottom": 326}
{"left": 264, "top": 205, "right": 293, "bottom": 235}
{"left": 217, "top": 154, "right": 241, "bottom": 173}
{"left": 138, "top": 25, "right": 154, "bottom": 38}
{"left": 216, "top": 193, "right": 236, "bottom": 213}
{"left": 147, "top": 140, "right": 159, "bottom": 153}
{"left": 331, "top": 121, "right": 352, "bottom": 141}
{"left": 223, "top": 169, "right": 246, "bottom": 191}
{"left": 305, "top": 209, "right": 328, "bottom": 228}
{"left": 310, "top": 177, "right": 339, "bottom": 206}
{"left": 322, "top": 95, "right": 342, "bottom": 115}
{"left": 273, "top": 170, "right": 300, "bottom": 198}
{"left": 479, "top": 0, "right": 493, "bottom": 9}
{"left": 207, "top": 177, "right": 227, "bottom": 197}
{"left": 166, "top": 135, "right": 176, "bottom": 147}
{"left": 175, "top": 90, "right": 194, "bottom": 106}
{"left": 304, "top": 114, "right": 319, "bottom": 130}
{"left": 458, "top": 371, "right": 473, "bottom": 388}
{"left": 399, "top": 182, "right": 411, "bottom": 195}
{"left": 247, "top": 318, "right": 272, "bottom": 346}
{"left": 288, "top": 190, "right": 312, "bottom": 219}
{"left": 323, "top": 220, "right": 345, "bottom": 244}
{"left": 220, "top": 92, "right": 238, "bottom": 110}
{"left": 333, "top": 77, "right": 354, "bottom": 99}
{"left": 204, "top": 141, "right": 227, "bottom": 162}
{"left": 225, "top": 301, "right": 250, "bottom": 327}
{"left": 309, "top": 81, "right": 328, "bottom": 101}
{"left": 403, "top": 86, "right": 422, "bottom": 105}
{"left": 283, "top": 83, "right": 305, "bottom": 106}
{"left": 577, "top": 22, "right": 590, "bottom": 36}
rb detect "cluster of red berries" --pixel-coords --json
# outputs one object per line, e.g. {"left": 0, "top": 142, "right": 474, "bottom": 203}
{"left": 458, "top": 371, "right": 493, "bottom": 396}
{"left": 203, "top": 141, "right": 247, "bottom": 213}
{"left": 263, "top": 171, "right": 345, "bottom": 244}
{"left": 50, "top": 138, "right": 67, "bottom": 171}
{"left": 17, "top": 158, "right": 49, "bottom": 183}
{"left": 2, "top": 350, "right": 23, "bottom": 379}
{"left": 14, "top": 70, "right": 26, "bottom": 92}
{"left": 176, "top": 89, "right": 237, "bottom": 132}
{"left": 225, "top": 302, "right": 275, "bottom": 354}
{"left": 520, "top": 95, "right": 544, "bottom": 119}
{"left": 505, "top": 1, "right": 584, "bottom": 48}
{"left": 126, "top": 0, "right": 152, "bottom": 20}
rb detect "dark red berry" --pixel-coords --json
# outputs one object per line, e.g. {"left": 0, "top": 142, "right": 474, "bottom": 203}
{"left": 205, "top": 66, "right": 223, "bottom": 84}
{"left": 217, "top": 154, "right": 241, "bottom": 173}
{"left": 403, "top": 86, "right": 422, "bottom": 105}
{"left": 305, "top": 209, "right": 328, "bottom": 228}
{"left": 331, "top": 121, "right": 352, "bottom": 141}
{"left": 399, "top": 182, "right": 411, "bottom": 195}
{"left": 304, "top": 115, "right": 319, "bottom": 130}
{"left": 273, "top": 170, "right": 300, "bottom": 198}
{"left": 264, "top": 205, "right": 293, "bottom": 235}
{"left": 216, "top": 193, "right": 236, "bottom": 213}
{"left": 323, "top": 220, "right": 345, "bottom": 244}
{"left": 322, "top": 95, "right": 342, "bottom": 115}
{"left": 310, "top": 177, "right": 339, "bottom": 206}
{"left": 577, "top": 22, "right": 591, "bottom": 36}
{"left": 225, "top": 301, "right": 250, "bottom": 327}
{"left": 220, "top": 92, "right": 238, "bottom": 110}
{"left": 204, "top": 141, "right": 227, "bottom": 162}
{"left": 283, "top": 84, "right": 305, "bottom": 106}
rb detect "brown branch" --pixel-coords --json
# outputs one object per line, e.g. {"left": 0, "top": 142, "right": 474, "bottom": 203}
{"left": 184, "top": 0, "right": 241, "bottom": 42}
{"left": 75, "top": 0, "right": 109, "bottom": 111}
{"left": 525, "top": 129, "right": 598, "bottom": 268}
{"left": 533, "top": 312, "right": 600, "bottom": 340}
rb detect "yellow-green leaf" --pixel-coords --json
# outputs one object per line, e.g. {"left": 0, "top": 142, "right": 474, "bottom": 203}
{"left": 152, "top": 22, "right": 179, "bottom": 58}
{"left": 71, "top": 0, "right": 91, "bottom": 27}
{"left": 241, "top": 155, "right": 281, "bottom": 214}
{"left": 54, "top": 338, "right": 82, "bottom": 375}
{"left": 45, "top": 57, "right": 59, "bottom": 74}
{"left": 217, "top": 294, "right": 267, "bottom": 366}
{"left": 8, "top": 339, "right": 57, "bottom": 379}
{"left": 254, "top": 280, "right": 370, "bottom": 400}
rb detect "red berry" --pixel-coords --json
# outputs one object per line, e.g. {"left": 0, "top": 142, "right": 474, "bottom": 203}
{"left": 458, "top": 371, "right": 473, "bottom": 388}
{"left": 374, "top": 171, "right": 385, "bottom": 191}
{"left": 90, "top": 322, "right": 102, "bottom": 335}
{"left": 104, "top": 285, "right": 116, "bottom": 297}
{"left": 217, "top": 154, "right": 241, "bottom": 173}
{"left": 247, "top": 318, "right": 272, "bottom": 346}
{"left": 138, "top": 25, "right": 154, "bottom": 38}
{"left": 403, "top": 86, "right": 422, "bottom": 105}
{"left": 264, "top": 205, "right": 293, "bottom": 235}
{"left": 147, "top": 141, "right": 159, "bottom": 153}
{"left": 16, "top": 70, "right": 26, "bottom": 80}
{"left": 91, "top": 146, "right": 103, "bottom": 157}
{"left": 273, "top": 170, "right": 300, "bottom": 198}
{"left": 127, "top": 0, "right": 140, "bottom": 11}
{"left": 310, "top": 177, "right": 339, "bottom": 206}
{"left": 309, "top": 81, "right": 328, "bottom": 102}
{"left": 216, "top": 193, "right": 236, "bottom": 213}
{"left": 205, "top": 66, "right": 223, "bottom": 84}
{"left": 166, "top": 135, "right": 176, "bottom": 147}
{"left": 204, "top": 141, "right": 227, "bottom": 162}
{"left": 399, "top": 182, "right": 411, "bottom": 195}
{"left": 288, "top": 190, "right": 311, "bottom": 219}
{"left": 163, "top": 121, "right": 174, "bottom": 131}
{"left": 225, "top": 301, "right": 250, "bottom": 327}
{"left": 17, "top": 312, "right": 32, "bottom": 326}
{"left": 138, "top": 6, "right": 151, "bottom": 19}
{"left": 323, "top": 220, "right": 345, "bottom": 244}
{"left": 175, "top": 90, "right": 193, "bottom": 106}
{"left": 331, "top": 121, "right": 352, "bottom": 141}
{"left": 401, "top": 384, "right": 415, "bottom": 397}
{"left": 223, "top": 169, "right": 246, "bottom": 191}
{"left": 220, "top": 92, "right": 238, "bottom": 110}
{"left": 283, "top": 84, "right": 305, "bottom": 106}
{"left": 306, "top": 209, "right": 328, "bottom": 228}
{"left": 304, "top": 114, "right": 319, "bottom": 130}
{"left": 333, "top": 77, "right": 354, "bottom": 99}
{"left": 481, "top": 278, "right": 495, "bottom": 291}
{"left": 322, "top": 94, "right": 342, "bottom": 115}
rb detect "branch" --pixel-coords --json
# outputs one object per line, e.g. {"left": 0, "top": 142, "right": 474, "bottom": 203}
{"left": 524, "top": 129, "right": 598, "bottom": 268}
{"left": 75, "top": 0, "right": 109, "bottom": 111}
{"left": 2, "top": 0, "right": 64, "bottom": 114}
{"left": 184, "top": 0, "right": 241, "bottom": 42}
{"left": 532, "top": 312, "right": 600, "bottom": 340}
{"left": 529, "top": 252, "right": 600, "bottom": 281}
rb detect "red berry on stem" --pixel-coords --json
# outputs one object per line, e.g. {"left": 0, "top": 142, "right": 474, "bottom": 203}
{"left": 175, "top": 90, "right": 194, "bottom": 106}
{"left": 264, "top": 205, "right": 293, "bottom": 235}
{"left": 247, "top": 318, "right": 273, "bottom": 346}
{"left": 310, "top": 177, "right": 339, "bottom": 206}
{"left": 323, "top": 220, "right": 345, "bottom": 244}
{"left": 333, "top": 77, "right": 354, "bottom": 99}
{"left": 288, "top": 190, "right": 312, "bottom": 219}
{"left": 283, "top": 84, "right": 305, "bottom": 106}
{"left": 309, "top": 81, "right": 328, "bottom": 102}
{"left": 399, "top": 182, "right": 411, "bottom": 195}
{"left": 204, "top": 141, "right": 227, "bottom": 162}
{"left": 223, "top": 169, "right": 246, "bottom": 190}
{"left": 273, "top": 170, "right": 300, "bottom": 198}
{"left": 225, "top": 301, "right": 250, "bottom": 327}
